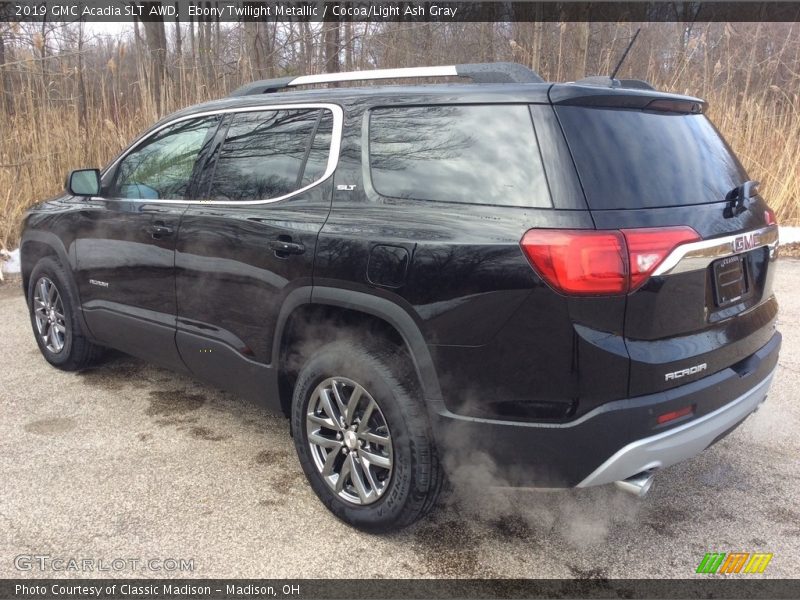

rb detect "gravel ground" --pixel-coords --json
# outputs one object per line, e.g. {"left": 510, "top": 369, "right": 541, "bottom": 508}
{"left": 0, "top": 262, "right": 798, "bottom": 580}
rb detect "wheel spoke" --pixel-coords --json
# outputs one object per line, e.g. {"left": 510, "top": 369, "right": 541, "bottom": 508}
{"left": 307, "top": 412, "right": 337, "bottom": 430}
{"left": 319, "top": 388, "right": 343, "bottom": 430}
{"left": 38, "top": 280, "right": 49, "bottom": 307}
{"left": 47, "top": 281, "right": 57, "bottom": 304}
{"left": 358, "top": 447, "right": 391, "bottom": 469}
{"left": 321, "top": 448, "right": 339, "bottom": 478}
{"left": 335, "top": 455, "right": 352, "bottom": 493}
{"left": 331, "top": 380, "right": 348, "bottom": 418}
{"left": 53, "top": 323, "right": 66, "bottom": 334}
{"left": 357, "top": 399, "right": 376, "bottom": 433}
{"left": 48, "top": 325, "right": 60, "bottom": 350}
{"left": 348, "top": 455, "right": 370, "bottom": 502}
{"left": 344, "top": 385, "right": 363, "bottom": 426}
{"left": 360, "top": 430, "right": 390, "bottom": 446}
{"left": 308, "top": 430, "right": 341, "bottom": 450}
{"left": 358, "top": 455, "right": 380, "bottom": 491}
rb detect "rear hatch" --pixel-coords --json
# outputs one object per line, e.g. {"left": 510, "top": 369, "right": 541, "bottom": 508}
{"left": 551, "top": 85, "right": 779, "bottom": 397}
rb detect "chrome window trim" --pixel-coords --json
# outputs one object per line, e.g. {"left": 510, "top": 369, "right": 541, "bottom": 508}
{"left": 652, "top": 224, "right": 779, "bottom": 276}
{"left": 96, "top": 103, "right": 343, "bottom": 206}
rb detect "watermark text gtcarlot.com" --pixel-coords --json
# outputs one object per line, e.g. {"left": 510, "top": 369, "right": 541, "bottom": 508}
{"left": 14, "top": 555, "right": 195, "bottom": 573}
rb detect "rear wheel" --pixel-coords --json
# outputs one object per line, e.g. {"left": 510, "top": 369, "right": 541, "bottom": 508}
{"left": 291, "top": 338, "right": 442, "bottom": 532}
{"left": 27, "top": 257, "right": 104, "bottom": 371}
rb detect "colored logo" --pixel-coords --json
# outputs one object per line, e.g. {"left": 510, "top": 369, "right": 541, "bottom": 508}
{"left": 696, "top": 552, "right": 773, "bottom": 574}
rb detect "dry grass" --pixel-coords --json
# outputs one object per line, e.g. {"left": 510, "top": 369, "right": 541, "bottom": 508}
{"left": 1, "top": 21, "right": 798, "bottom": 250}
{"left": 0, "top": 71, "right": 215, "bottom": 251}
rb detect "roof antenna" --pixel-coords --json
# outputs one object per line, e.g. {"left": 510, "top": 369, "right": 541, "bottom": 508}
{"left": 610, "top": 28, "right": 641, "bottom": 82}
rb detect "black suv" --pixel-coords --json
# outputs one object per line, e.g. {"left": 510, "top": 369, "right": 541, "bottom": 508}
{"left": 21, "top": 63, "right": 781, "bottom": 531}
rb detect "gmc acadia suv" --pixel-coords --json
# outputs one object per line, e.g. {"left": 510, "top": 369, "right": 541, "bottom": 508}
{"left": 20, "top": 63, "right": 781, "bottom": 531}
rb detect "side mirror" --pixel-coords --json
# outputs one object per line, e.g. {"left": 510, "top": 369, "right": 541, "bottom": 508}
{"left": 67, "top": 169, "right": 101, "bottom": 196}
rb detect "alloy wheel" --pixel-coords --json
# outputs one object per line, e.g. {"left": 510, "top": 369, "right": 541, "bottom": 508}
{"left": 306, "top": 377, "right": 393, "bottom": 505}
{"left": 33, "top": 276, "right": 67, "bottom": 354}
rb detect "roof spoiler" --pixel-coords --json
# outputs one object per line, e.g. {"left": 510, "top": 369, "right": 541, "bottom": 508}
{"left": 572, "top": 76, "right": 655, "bottom": 91}
{"left": 228, "top": 62, "right": 544, "bottom": 96}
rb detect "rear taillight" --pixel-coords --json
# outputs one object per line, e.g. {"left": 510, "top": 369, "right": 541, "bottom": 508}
{"left": 622, "top": 227, "right": 701, "bottom": 290}
{"left": 520, "top": 226, "right": 700, "bottom": 296}
{"left": 765, "top": 208, "right": 777, "bottom": 226}
{"left": 520, "top": 230, "right": 627, "bottom": 295}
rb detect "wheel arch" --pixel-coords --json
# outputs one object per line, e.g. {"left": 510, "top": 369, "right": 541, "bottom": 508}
{"left": 274, "top": 286, "right": 443, "bottom": 417}
{"left": 20, "top": 232, "right": 74, "bottom": 299}
{"left": 20, "top": 231, "right": 95, "bottom": 342}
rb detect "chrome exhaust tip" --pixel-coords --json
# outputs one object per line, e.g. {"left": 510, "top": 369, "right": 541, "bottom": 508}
{"left": 614, "top": 471, "right": 655, "bottom": 497}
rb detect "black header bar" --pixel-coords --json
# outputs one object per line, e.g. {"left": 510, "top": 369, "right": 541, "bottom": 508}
{"left": 3, "top": 578, "right": 800, "bottom": 599}
{"left": 2, "top": 1, "right": 800, "bottom": 23}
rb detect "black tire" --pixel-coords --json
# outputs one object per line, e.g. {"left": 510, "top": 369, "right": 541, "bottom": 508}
{"left": 27, "top": 257, "right": 104, "bottom": 371}
{"left": 291, "top": 338, "right": 443, "bottom": 532}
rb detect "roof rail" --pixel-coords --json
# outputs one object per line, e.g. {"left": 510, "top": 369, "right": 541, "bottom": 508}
{"left": 228, "top": 62, "right": 544, "bottom": 97}
{"left": 572, "top": 76, "right": 655, "bottom": 91}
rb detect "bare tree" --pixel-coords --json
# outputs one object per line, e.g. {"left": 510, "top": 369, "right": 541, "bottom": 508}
{"left": 325, "top": 23, "right": 340, "bottom": 73}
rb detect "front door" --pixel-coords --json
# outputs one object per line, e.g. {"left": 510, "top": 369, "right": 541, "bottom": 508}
{"left": 74, "top": 115, "right": 221, "bottom": 370}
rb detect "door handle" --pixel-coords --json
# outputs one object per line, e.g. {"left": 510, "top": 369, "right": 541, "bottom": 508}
{"left": 146, "top": 222, "right": 174, "bottom": 239}
{"left": 269, "top": 238, "right": 305, "bottom": 257}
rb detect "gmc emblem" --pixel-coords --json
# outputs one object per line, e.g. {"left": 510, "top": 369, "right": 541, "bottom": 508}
{"left": 732, "top": 233, "right": 759, "bottom": 253}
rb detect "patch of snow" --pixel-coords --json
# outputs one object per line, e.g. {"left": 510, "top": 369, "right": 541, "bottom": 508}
{"left": 780, "top": 226, "right": 800, "bottom": 245}
{"left": 1, "top": 248, "right": 20, "bottom": 275}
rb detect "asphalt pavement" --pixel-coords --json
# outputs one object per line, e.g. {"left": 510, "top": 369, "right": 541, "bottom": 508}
{"left": 0, "top": 262, "right": 798, "bottom": 579}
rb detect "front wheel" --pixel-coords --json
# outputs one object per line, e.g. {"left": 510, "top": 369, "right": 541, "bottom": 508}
{"left": 27, "top": 257, "right": 104, "bottom": 371}
{"left": 291, "top": 339, "right": 442, "bottom": 532}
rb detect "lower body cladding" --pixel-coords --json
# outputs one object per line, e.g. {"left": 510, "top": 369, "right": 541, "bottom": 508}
{"left": 581, "top": 370, "right": 773, "bottom": 496}
{"left": 429, "top": 333, "right": 780, "bottom": 493}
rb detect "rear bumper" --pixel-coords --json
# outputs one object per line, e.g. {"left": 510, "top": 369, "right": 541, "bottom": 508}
{"left": 577, "top": 367, "right": 773, "bottom": 487}
{"left": 430, "top": 331, "right": 780, "bottom": 487}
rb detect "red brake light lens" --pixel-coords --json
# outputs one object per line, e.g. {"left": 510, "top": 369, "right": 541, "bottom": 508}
{"left": 520, "top": 230, "right": 627, "bottom": 295}
{"left": 621, "top": 227, "right": 701, "bottom": 291}
{"left": 765, "top": 208, "right": 777, "bottom": 226}
{"left": 521, "top": 226, "right": 700, "bottom": 296}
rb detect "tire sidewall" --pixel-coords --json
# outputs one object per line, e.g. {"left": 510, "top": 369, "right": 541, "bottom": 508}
{"left": 291, "top": 341, "right": 420, "bottom": 531}
{"left": 27, "top": 258, "right": 77, "bottom": 367}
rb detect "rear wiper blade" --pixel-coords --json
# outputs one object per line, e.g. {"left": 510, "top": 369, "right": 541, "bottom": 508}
{"left": 724, "top": 180, "right": 759, "bottom": 218}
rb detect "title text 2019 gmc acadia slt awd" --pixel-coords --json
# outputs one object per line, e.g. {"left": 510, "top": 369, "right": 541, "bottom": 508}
{"left": 21, "top": 63, "right": 781, "bottom": 531}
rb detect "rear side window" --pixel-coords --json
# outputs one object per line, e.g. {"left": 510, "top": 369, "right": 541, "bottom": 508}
{"left": 301, "top": 110, "right": 333, "bottom": 186}
{"left": 556, "top": 106, "right": 749, "bottom": 210}
{"left": 206, "top": 108, "right": 331, "bottom": 202}
{"left": 368, "top": 105, "right": 551, "bottom": 208}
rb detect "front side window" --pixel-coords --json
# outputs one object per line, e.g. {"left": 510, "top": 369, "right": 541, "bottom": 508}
{"left": 205, "top": 108, "right": 332, "bottom": 202}
{"left": 368, "top": 105, "right": 551, "bottom": 208}
{"left": 111, "top": 116, "right": 218, "bottom": 200}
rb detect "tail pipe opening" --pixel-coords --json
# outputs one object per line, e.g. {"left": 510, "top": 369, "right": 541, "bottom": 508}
{"left": 614, "top": 470, "right": 656, "bottom": 497}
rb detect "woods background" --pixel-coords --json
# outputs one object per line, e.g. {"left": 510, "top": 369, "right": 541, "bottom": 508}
{"left": 0, "top": 17, "right": 798, "bottom": 250}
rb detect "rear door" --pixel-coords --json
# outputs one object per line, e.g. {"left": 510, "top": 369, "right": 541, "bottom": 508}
{"left": 174, "top": 105, "right": 339, "bottom": 405}
{"left": 554, "top": 94, "right": 779, "bottom": 397}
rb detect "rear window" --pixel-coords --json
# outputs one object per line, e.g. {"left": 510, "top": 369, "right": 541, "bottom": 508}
{"left": 556, "top": 106, "right": 748, "bottom": 210}
{"left": 368, "top": 105, "right": 551, "bottom": 208}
